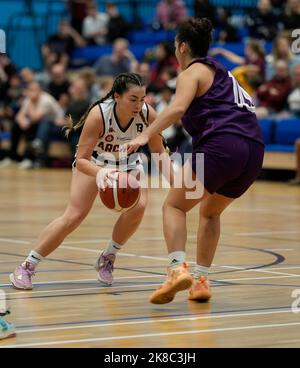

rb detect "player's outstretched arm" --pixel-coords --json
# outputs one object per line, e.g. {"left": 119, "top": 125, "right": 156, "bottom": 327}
{"left": 126, "top": 70, "right": 198, "bottom": 154}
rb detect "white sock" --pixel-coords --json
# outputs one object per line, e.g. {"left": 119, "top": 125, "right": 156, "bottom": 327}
{"left": 103, "top": 239, "right": 122, "bottom": 256}
{"left": 25, "top": 250, "right": 44, "bottom": 267}
{"left": 168, "top": 251, "right": 186, "bottom": 268}
{"left": 193, "top": 264, "right": 210, "bottom": 279}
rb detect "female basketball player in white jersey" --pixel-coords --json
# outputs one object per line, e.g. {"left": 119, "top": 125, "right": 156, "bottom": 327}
{"left": 10, "top": 73, "right": 172, "bottom": 289}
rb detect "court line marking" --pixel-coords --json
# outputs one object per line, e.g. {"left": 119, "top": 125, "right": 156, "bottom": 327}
{"left": 2, "top": 274, "right": 300, "bottom": 296}
{"left": 1, "top": 239, "right": 298, "bottom": 278}
{"left": 3, "top": 321, "right": 300, "bottom": 348}
{"left": 15, "top": 309, "right": 295, "bottom": 335}
{"left": 234, "top": 231, "right": 300, "bottom": 236}
{"left": 3, "top": 283, "right": 163, "bottom": 296}
{"left": 60, "top": 245, "right": 299, "bottom": 277}
{"left": 0, "top": 238, "right": 29, "bottom": 244}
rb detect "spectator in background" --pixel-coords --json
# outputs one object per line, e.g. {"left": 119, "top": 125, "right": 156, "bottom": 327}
{"left": 210, "top": 40, "right": 265, "bottom": 94}
{"left": 31, "top": 78, "right": 90, "bottom": 167}
{"left": 287, "top": 64, "right": 300, "bottom": 116}
{"left": 282, "top": 0, "right": 300, "bottom": 31}
{"left": 47, "top": 63, "right": 70, "bottom": 109}
{"left": 136, "top": 62, "right": 152, "bottom": 88}
{"left": 256, "top": 60, "right": 292, "bottom": 118}
{"left": 148, "top": 42, "right": 178, "bottom": 92}
{"left": 0, "top": 74, "right": 23, "bottom": 130}
{"left": 98, "top": 76, "right": 114, "bottom": 99}
{"left": 194, "top": 0, "right": 216, "bottom": 24}
{"left": 156, "top": 0, "right": 187, "bottom": 30}
{"left": 265, "top": 35, "right": 300, "bottom": 80}
{"left": 0, "top": 81, "right": 63, "bottom": 169}
{"left": 94, "top": 38, "right": 137, "bottom": 77}
{"left": 78, "top": 67, "right": 101, "bottom": 102}
{"left": 63, "top": 78, "right": 91, "bottom": 156}
{"left": 42, "top": 20, "right": 86, "bottom": 70}
{"left": 82, "top": 3, "right": 108, "bottom": 45}
{"left": 216, "top": 8, "right": 240, "bottom": 43}
{"left": 20, "top": 68, "right": 35, "bottom": 87}
{"left": 246, "top": 0, "right": 279, "bottom": 41}
{"left": 0, "top": 55, "right": 17, "bottom": 106}
{"left": 105, "top": 2, "right": 129, "bottom": 43}
{"left": 67, "top": 0, "right": 91, "bottom": 35}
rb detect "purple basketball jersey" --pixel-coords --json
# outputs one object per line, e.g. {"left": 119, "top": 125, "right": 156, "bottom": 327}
{"left": 181, "top": 57, "right": 264, "bottom": 146}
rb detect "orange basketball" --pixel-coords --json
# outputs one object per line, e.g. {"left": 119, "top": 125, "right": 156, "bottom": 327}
{"left": 99, "top": 172, "right": 141, "bottom": 212}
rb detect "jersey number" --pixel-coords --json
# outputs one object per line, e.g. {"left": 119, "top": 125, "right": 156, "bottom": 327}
{"left": 228, "top": 71, "right": 256, "bottom": 113}
{"left": 136, "top": 123, "right": 143, "bottom": 133}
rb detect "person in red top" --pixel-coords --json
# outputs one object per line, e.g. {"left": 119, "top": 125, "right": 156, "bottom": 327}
{"left": 256, "top": 59, "right": 292, "bottom": 118}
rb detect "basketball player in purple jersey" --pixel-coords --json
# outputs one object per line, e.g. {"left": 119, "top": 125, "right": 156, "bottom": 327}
{"left": 126, "top": 18, "right": 264, "bottom": 304}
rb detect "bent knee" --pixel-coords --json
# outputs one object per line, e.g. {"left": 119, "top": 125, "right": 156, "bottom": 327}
{"left": 63, "top": 211, "right": 87, "bottom": 230}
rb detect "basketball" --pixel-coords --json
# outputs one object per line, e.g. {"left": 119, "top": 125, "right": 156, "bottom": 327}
{"left": 99, "top": 172, "right": 141, "bottom": 212}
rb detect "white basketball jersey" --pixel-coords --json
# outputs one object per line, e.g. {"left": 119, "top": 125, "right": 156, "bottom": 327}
{"left": 91, "top": 98, "right": 149, "bottom": 171}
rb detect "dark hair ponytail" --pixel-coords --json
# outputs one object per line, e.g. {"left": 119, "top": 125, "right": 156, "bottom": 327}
{"left": 64, "top": 72, "right": 145, "bottom": 137}
{"left": 176, "top": 17, "right": 213, "bottom": 58}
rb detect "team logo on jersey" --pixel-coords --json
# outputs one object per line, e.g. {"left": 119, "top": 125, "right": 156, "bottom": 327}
{"left": 105, "top": 134, "right": 114, "bottom": 142}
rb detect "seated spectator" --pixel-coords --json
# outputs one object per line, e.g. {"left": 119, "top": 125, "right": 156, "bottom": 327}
{"left": 282, "top": 0, "right": 300, "bottom": 31}
{"left": 98, "top": 76, "right": 114, "bottom": 99}
{"left": 0, "top": 74, "right": 23, "bottom": 130}
{"left": 265, "top": 35, "right": 300, "bottom": 80}
{"left": 42, "top": 20, "right": 86, "bottom": 70}
{"left": 105, "top": 2, "right": 129, "bottom": 43}
{"left": 47, "top": 63, "right": 70, "bottom": 109}
{"left": 287, "top": 64, "right": 300, "bottom": 116}
{"left": 210, "top": 40, "right": 265, "bottom": 94}
{"left": 63, "top": 78, "right": 91, "bottom": 157}
{"left": 78, "top": 67, "right": 101, "bottom": 102}
{"left": 194, "top": 0, "right": 216, "bottom": 24}
{"left": 246, "top": 0, "right": 279, "bottom": 41}
{"left": 31, "top": 78, "right": 91, "bottom": 167}
{"left": 156, "top": 0, "right": 187, "bottom": 30}
{"left": 256, "top": 60, "right": 292, "bottom": 118}
{"left": 82, "top": 3, "right": 108, "bottom": 45}
{"left": 148, "top": 42, "right": 178, "bottom": 92}
{"left": 210, "top": 40, "right": 266, "bottom": 74}
{"left": 0, "top": 81, "right": 63, "bottom": 169}
{"left": 94, "top": 38, "right": 137, "bottom": 77}
{"left": 0, "top": 55, "right": 18, "bottom": 127}
{"left": 136, "top": 62, "right": 152, "bottom": 88}
{"left": 215, "top": 8, "right": 240, "bottom": 43}
{"left": 20, "top": 68, "right": 35, "bottom": 87}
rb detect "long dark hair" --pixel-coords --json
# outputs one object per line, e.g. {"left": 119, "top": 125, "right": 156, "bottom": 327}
{"left": 176, "top": 17, "right": 213, "bottom": 58}
{"left": 65, "top": 73, "right": 146, "bottom": 137}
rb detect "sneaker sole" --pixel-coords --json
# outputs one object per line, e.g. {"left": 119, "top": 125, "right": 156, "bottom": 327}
{"left": 188, "top": 291, "right": 211, "bottom": 301}
{"left": 0, "top": 331, "right": 16, "bottom": 340}
{"left": 97, "top": 275, "right": 113, "bottom": 286}
{"left": 150, "top": 276, "right": 193, "bottom": 304}
{"left": 9, "top": 273, "right": 33, "bottom": 290}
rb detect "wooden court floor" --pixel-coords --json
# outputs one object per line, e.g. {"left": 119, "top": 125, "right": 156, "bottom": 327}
{"left": 0, "top": 167, "right": 300, "bottom": 348}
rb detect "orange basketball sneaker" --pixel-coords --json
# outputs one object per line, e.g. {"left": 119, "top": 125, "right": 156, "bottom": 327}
{"left": 188, "top": 276, "right": 212, "bottom": 301}
{"left": 149, "top": 262, "right": 193, "bottom": 304}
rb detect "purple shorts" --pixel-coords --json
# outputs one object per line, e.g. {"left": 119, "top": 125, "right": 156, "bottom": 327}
{"left": 191, "top": 133, "right": 264, "bottom": 198}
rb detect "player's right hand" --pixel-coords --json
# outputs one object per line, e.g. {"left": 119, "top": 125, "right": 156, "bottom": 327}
{"left": 96, "top": 168, "right": 119, "bottom": 191}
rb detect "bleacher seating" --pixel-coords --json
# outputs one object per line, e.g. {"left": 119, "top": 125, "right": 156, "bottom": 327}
{"left": 258, "top": 117, "right": 300, "bottom": 169}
